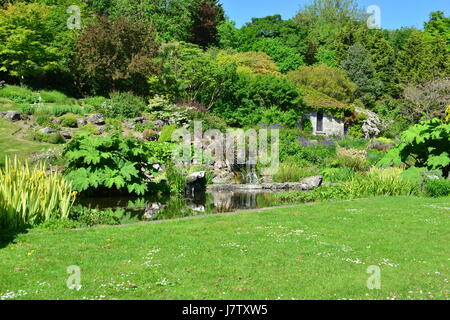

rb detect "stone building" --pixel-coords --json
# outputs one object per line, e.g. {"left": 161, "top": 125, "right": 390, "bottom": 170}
{"left": 300, "top": 88, "right": 353, "bottom": 136}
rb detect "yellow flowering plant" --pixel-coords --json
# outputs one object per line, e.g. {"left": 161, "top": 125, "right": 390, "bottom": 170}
{"left": 0, "top": 157, "right": 76, "bottom": 229}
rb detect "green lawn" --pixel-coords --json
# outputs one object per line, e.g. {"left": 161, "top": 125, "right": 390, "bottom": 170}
{"left": 0, "top": 197, "right": 449, "bottom": 300}
{"left": 0, "top": 118, "right": 53, "bottom": 166}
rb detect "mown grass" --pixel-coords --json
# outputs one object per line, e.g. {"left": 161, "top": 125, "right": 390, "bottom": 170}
{"left": 0, "top": 118, "right": 53, "bottom": 167}
{"left": 0, "top": 197, "right": 448, "bottom": 300}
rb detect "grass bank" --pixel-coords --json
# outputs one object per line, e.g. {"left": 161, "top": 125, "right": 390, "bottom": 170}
{"left": 0, "top": 197, "right": 449, "bottom": 300}
{"left": 0, "top": 118, "right": 53, "bottom": 167}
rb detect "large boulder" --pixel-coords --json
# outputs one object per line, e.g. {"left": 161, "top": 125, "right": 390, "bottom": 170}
{"left": 186, "top": 171, "right": 207, "bottom": 185}
{"left": 60, "top": 130, "right": 73, "bottom": 139}
{"left": 185, "top": 171, "right": 207, "bottom": 197}
{"left": 133, "top": 117, "right": 146, "bottom": 124}
{"left": 87, "top": 113, "right": 105, "bottom": 125}
{"left": 76, "top": 117, "right": 87, "bottom": 127}
{"left": 39, "top": 127, "right": 57, "bottom": 134}
{"left": 1, "top": 110, "right": 21, "bottom": 121}
{"left": 212, "top": 168, "right": 235, "bottom": 184}
{"left": 150, "top": 120, "right": 165, "bottom": 129}
{"left": 300, "top": 176, "right": 323, "bottom": 190}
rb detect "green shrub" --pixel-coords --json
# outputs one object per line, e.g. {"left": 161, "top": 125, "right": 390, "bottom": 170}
{"left": 105, "top": 118, "right": 123, "bottom": 135}
{"left": 82, "top": 96, "right": 109, "bottom": 108}
{"left": 273, "top": 185, "right": 348, "bottom": 204}
{"left": 378, "top": 119, "right": 450, "bottom": 178}
{"left": 165, "top": 164, "right": 187, "bottom": 194}
{"left": 99, "top": 92, "right": 146, "bottom": 119}
{"left": 336, "top": 138, "right": 369, "bottom": 150}
{"left": 273, "top": 161, "right": 319, "bottom": 182}
{"left": 70, "top": 207, "right": 121, "bottom": 227}
{"left": 343, "top": 168, "right": 419, "bottom": 197}
{"left": 300, "top": 118, "right": 313, "bottom": 133}
{"left": 19, "top": 104, "right": 37, "bottom": 115}
{"left": 158, "top": 124, "right": 178, "bottom": 143}
{"left": 211, "top": 73, "right": 303, "bottom": 127}
{"left": 34, "top": 218, "right": 83, "bottom": 231}
{"left": 424, "top": 179, "right": 450, "bottom": 197}
{"left": 148, "top": 96, "right": 190, "bottom": 126}
{"left": 399, "top": 167, "right": 437, "bottom": 188}
{"left": 279, "top": 130, "right": 336, "bottom": 163}
{"left": 31, "top": 131, "right": 66, "bottom": 144}
{"left": 0, "top": 85, "right": 40, "bottom": 104}
{"left": 60, "top": 114, "right": 78, "bottom": 128}
{"left": 46, "top": 133, "right": 66, "bottom": 144}
{"left": 321, "top": 167, "right": 356, "bottom": 182}
{"left": 287, "top": 65, "right": 356, "bottom": 102}
{"left": 78, "top": 124, "right": 101, "bottom": 136}
{"left": 260, "top": 107, "right": 300, "bottom": 128}
{"left": 348, "top": 124, "right": 364, "bottom": 138}
{"left": 366, "top": 149, "right": 386, "bottom": 165}
{"left": 34, "top": 113, "right": 51, "bottom": 127}
{"left": 39, "top": 90, "right": 74, "bottom": 104}
{"left": 332, "top": 155, "right": 371, "bottom": 172}
{"left": 39, "top": 105, "right": 83, "bottom": 117}
{"left": 135, "top": 122, "right": 156, "bottom": 133}
{"left": 146, "top": 142, "right": 174, "bottom": 163}
{"left": 186, "top": 109, "right": 228, "bottom": 132}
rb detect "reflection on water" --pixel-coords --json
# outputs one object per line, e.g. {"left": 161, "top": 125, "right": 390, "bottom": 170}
{"left": 76, "top": 191, "right": 284, "bottom": 222}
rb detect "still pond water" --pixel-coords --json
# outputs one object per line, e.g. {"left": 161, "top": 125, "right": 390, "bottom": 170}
{"left": 76, "top": 191, "right": 292, "bottom": 222}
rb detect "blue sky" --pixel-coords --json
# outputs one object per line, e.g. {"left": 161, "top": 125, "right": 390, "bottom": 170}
{"left": 220, "top": 0, "right": 450, "bottom": 30}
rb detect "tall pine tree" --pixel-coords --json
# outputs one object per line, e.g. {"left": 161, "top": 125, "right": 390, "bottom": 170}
{"left": 341, "top": 44, "right": 382, "bottom": 108}
{"left": 367, "top": 30, "right": 396, "bottom": 96}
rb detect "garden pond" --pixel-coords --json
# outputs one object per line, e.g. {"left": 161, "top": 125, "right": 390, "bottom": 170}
{"left": 75, "top": 190, "right": 294, "bottom": 223}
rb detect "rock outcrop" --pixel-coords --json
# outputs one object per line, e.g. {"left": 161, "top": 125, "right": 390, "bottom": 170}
{"left": 356, "top": 108, "right": 382, "bottom": 139}
{"left": 87, "top": 113, "right": 105, "bottom": 125}
{"left": 1, "top": 110, "right": 21, "bottom": 122}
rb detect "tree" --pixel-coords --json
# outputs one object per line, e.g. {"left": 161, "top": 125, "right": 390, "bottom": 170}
{"left": 293, "top": 0, "right": 365, "bottom": 53}
{"left": 394, "top": 30, "right": 449, "bottom": 85}
{"left": 402, "top": 78, "right": 450, "bottom": 123}
{"left": 250, "top": 37, "right": 304, "bottom": 73}
{"left": 314, "top": 47, "right": 337, "bottom": 67}
{"left": 74, "top": 17, "right": 159, "bottom": 95}
{"left": 367, "top": 29, "right": 396, "bottom": 96}
{"left": 334, "top": 20, "right": 367, "bottom": 65}
{"left": 424, "top": 11, "right": 450, "bottom": 48}
{"left": 220, "top": 15, "right": 309, "bottom": 70}
{"left": 211, "top": 73, "right": 303, "bottom": 126}
{"left": 217, "top": 19, "right": 240, "bottom": 48}
{"left": 341, "top": 44, "right": 382, "bottom": 108}
{"left": 287, "top": 64, "right": 356, "bottom": 102}
{"left": 216, "top": 51, "right": 280, "bottom": 75}
{"left": 237, "top": 15, "right": 308, "bottom": 55}
{"left": 150, "top": 42, "right": 238, "bottom": 110}
{"left": 109, "top": 0, "right": 195, "bottom": 42}
{"left": 0, "top": 2, "right": 79, "bottom": 82}
{"left": 189, "top": 0, "right": 224, "bottom": 48}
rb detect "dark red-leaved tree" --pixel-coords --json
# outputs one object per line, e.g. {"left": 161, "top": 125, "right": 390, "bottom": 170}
{"left": 74, "top": 16, "right": 160, "bottom": 96}
{"left": 190, "top": 0, "right": 225, "bottom": 48}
